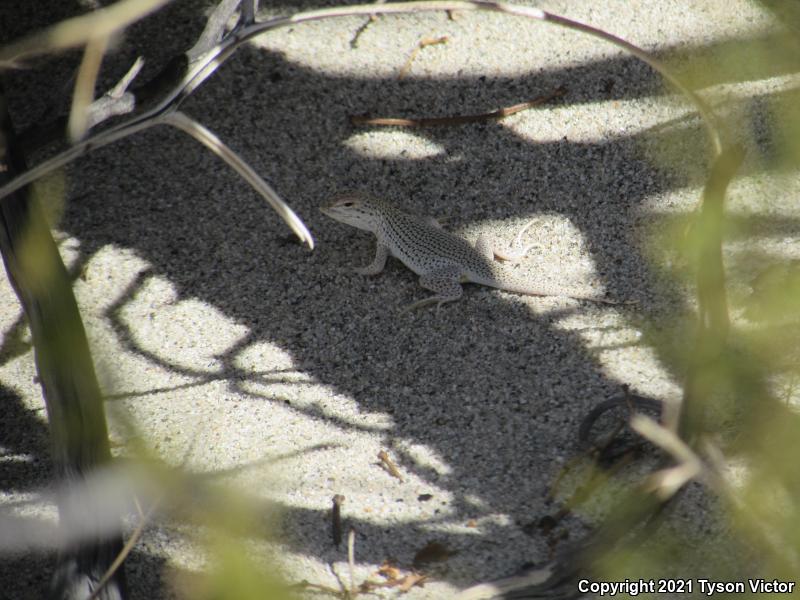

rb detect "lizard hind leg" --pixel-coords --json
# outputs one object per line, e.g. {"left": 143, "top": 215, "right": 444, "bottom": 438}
{"left": 401, "top": 266, "right": 464, "bottom": 312}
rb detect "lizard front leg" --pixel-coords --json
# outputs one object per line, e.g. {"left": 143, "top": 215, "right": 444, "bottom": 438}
{"left": 355, "top": 242, "right": 389, "bottom": 275}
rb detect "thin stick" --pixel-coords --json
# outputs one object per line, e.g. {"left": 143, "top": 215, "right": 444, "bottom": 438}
{"left": 398, "top": 35, "right": 448, "bottom": 79}
{"left": 350, "top": 0, "right": 387, "bottom": 47}
{"left": 109, "top": 57, "right": 144, "bottom": 100}
{"left": 0, "top": 0, "right": 726, "bottom": 255}
{"left": 352, "top": 87, "right": 565, "bottom": 127}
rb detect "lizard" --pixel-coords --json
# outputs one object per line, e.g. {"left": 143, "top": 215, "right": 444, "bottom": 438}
{"left": 320, "top": 192, "right": 622, "bottom": 310}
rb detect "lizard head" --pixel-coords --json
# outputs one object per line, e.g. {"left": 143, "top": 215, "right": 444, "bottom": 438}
{"left": 320, "top": 193, "right": 386, "bottom": 232}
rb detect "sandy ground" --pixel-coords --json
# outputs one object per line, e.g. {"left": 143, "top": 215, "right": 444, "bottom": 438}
{"left": 1, "top": 0, "right": 797, "bottom": 598}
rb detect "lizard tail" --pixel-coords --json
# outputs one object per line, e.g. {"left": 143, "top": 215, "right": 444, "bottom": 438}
{"left": 474, "top": 275, "right": 621, "bottom": 305}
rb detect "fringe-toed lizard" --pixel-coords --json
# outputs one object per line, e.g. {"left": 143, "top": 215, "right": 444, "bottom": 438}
{"left": 321, "top": 192, "right": 621, "bottom": 310}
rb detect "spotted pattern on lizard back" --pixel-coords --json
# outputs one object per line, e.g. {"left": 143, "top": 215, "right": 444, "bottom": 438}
{"left": 374, "top": 199, "right": 496, "bottom": 281}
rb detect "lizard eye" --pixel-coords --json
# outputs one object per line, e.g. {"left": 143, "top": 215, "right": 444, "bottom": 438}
{"left": 342, "top": 201, "right": 354, "bottom": 207}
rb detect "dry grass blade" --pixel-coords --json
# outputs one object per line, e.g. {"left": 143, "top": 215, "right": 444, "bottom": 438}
{"left": 69, "top": 35, "right": 110, "bottom": 142}
{"left": 86, "top": 497, "right": 161, "bottom": 600}
{"left": 162, "top": 111, "right": 314, "bottom": 249}
{"left": 0, "top": 0, "right": 172, "bottom": 64}
{"left": 646, "top": 462, "right": 702, "bottom": 500}
{"left": 455, "top": 564, "right": 554, "bottom": 599}
{"left": 630, "top": 415, "right": 704, "bottom": 499}
{"left": 630, "top": 415, "right": 697, "bottom": 467}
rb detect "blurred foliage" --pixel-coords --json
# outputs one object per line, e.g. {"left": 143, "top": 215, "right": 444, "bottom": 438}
{"left": 189, "top": 536, "right": 287, "bottom": 600}
{"left": 104, "top": 407, "right": 292, "bottom": 599}
{"left": 553, "top": 0, "right": 800, "bottom": 589}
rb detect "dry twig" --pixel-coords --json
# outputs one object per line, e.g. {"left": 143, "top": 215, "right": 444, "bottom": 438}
{"left": 398, "top": 35, "right": 449, "bottom": 79}
{"left": 351, "top": 86, "right": 566, "bottom": 127}
{"left": 630, "top": 415, "right": 704, "bottom": 500}
{"left": 86, "top": 497, "right": 161, "bottom": 600}
{"left": 377, "top": 450, "right": 404, "bottom": 481}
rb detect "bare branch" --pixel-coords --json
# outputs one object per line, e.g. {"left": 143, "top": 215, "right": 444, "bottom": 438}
{"left": 83, "top": 58, "right": 144, "bottom": 131}
{"left": 187, "top": 0, "right": 241, "bottom": 64}
{"left": 0, "top": 113, "right": 157, "bottom": 199}
{"left": 108, "top": 56, "right": 144, "bottom": 99}
{"left": 115, "top": 1, "right": 727, "bottom": 161}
